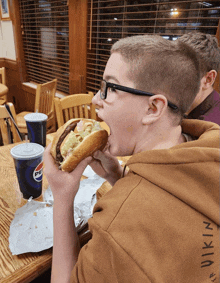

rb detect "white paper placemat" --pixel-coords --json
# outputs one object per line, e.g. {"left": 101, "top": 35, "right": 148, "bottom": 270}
{"left": 9, "top": 165, "right": 107, "bottom": 255}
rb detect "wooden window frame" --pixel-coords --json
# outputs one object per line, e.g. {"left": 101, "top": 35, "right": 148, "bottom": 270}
{"left": 10, "top": 0, "right": 220, "bottom": 96}
{"left": 11, "top": 0, "right": 87, "bottom": 95}
{"left": 86, "top": 0, "right": 220, "bottom": 95}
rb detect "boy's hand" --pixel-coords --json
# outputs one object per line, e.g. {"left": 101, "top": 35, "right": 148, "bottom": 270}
{"left": 43, "top": 143, "right": 92, "bottom": 204}
{"left": 89, "top": 148, "right": 123, "bottom": 186}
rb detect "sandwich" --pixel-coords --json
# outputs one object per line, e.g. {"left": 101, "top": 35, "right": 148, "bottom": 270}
{"left": 50, "top": 118, "right": 108, "bottom": 172}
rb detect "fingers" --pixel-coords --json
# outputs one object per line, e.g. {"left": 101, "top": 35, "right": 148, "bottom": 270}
{"left": 44, "top": 143, "right": 93, "bottom": 180}
{"left": 69, "top": 156, "right": 93, "bottom": 176}
{"left": 92, "top": 150, "right": 101, "bottom": 159}
{"left": 103, "top": 142, "right": 110, "bottom": 152}
{"left": 43, "top": 143, "right": 59, "bottom": 173}
{"left": 89, "top": 156, "right": 102, "bottom": 169}
{"left": 93, "top": 150, "right": 109, "bottom": 160}
{"left": 43, "top": 143, "right": 52, "bottom": 159}
{"left": 93, "top": 149, "right": 115, "bottom": 164}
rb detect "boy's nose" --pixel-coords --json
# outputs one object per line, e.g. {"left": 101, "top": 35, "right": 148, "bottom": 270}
{"left": 92, "top": 90, "right": 102, "bottom": 106}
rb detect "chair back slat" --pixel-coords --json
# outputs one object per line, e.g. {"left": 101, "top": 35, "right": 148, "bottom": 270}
{"left": 69, "top": 108, "right": 74, "bottom": 120}
{"left": 35, "top": 79, "right": 57, "bottom": 133}
{"left": 74, "top": 106, "right": 78, "bottom": 118}
{"left": 63, "top": 109, "right": 69, "bottom": 122}
{"left": 0, "top": 67, "right": 6, "bottom": 84}
{"left": 54, "top": 92, "right": 96, "bottom": 128}
{"left": 0, "top": 67, "right": 8, "bottom": 104}
{"left": 84, "top": 105, "right": 89, "bottom": 118}
{"left": 0, "top": 119, "right": 8, "bottom": 144}
{"left": 0, "top": 103, "right": 21, "bottom": 145}
{"left": 79, "top": 105, "right": 83, "bottom": 118}
{"left": 35, "top": 79, "right": 57, "bottom": 114}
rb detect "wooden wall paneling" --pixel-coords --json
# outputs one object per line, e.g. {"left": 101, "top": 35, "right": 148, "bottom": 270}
{"left": 0, "top": 58, "right": 34, "bottom": 113}
{"left": 3, "top": 59, "right": 34, "bottom": 113}
{"left": 214, "top": 19, "right": 219, "bottom": 93}
{"left": 69, "top": 0, "right": 87, "bottom": 94}
{"left": 0, "top": 58, "right": 5, "bottom": 68}
{"left": 5, "top": 0, "right": 31, "bottom": 113}
{"left": 4, "top": 59, "right": 19, "bottom": 104}
{"left": 9, "top": 0, "right": 27, "bottom": 83}
{"left": 0, "top": 58, "right": 22, "bottom": 112}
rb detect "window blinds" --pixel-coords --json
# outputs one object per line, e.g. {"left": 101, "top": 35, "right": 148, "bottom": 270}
{"left": 19, "top": 0, "right": 69, "bottom": 93}
{"left": 86, "top": 0, "right": 220, "bottom": 94}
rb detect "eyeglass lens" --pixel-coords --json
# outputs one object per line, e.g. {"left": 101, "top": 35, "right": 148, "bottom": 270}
{"left": 100, "top": 80, "right": 106, "bottom": 99}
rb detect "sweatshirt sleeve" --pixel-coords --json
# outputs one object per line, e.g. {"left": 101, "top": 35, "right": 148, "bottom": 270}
{"left": 70, "top": 218, "right": 151, "bottom": 283}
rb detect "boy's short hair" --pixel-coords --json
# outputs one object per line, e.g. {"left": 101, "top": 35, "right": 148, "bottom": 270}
{"left": 178, "top": 32, "right": 220, "bottom": 76}
{"left": 111, "top": 35, "right": 200, "bottom": 119}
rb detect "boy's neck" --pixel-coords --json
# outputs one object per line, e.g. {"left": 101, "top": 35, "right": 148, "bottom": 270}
{"left": 135, "top": 120, "right": 185, "bottom": 153}
{"left": 186, "top": 86, "right": 214, "bottom": 115}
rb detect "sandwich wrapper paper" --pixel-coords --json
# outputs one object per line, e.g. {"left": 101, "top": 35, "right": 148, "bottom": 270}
{"left": 9, "top": 164, "right": 111, "bottom": 255}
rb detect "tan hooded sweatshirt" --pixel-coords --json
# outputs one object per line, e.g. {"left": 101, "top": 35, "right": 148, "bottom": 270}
{"left": 71, "top": 119, "right": 220, "bottom": 283}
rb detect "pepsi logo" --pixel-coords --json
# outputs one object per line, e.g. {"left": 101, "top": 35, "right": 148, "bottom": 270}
{"left": 33, "top": 162, "right": 43, "bottom": 182}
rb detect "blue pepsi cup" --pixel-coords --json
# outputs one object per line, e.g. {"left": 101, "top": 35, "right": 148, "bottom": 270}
{"left": 24, "top": 113, "right": 48, "bottom": 147}
{"left": 10, "top": 143, "right": 44, "bottom": 199}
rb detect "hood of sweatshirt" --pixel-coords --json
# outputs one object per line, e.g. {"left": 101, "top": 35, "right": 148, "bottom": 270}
{"left": 126, "top": 119, "right": 220, "bottom": 226}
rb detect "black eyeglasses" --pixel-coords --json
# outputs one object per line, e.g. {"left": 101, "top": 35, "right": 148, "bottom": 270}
{"left": 100, "top": 80, "right": 178, "bottom": 111}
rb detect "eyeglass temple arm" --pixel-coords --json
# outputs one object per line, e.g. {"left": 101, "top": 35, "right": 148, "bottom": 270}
{"left": 109, "top": 82, "right": 178, "bottom": 111}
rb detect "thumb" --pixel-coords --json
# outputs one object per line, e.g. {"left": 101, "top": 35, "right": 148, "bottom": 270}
{"left": 92, "top": 150, "right": 102, "bottom": 159}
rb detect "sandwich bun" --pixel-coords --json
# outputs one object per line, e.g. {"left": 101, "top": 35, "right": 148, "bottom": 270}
{"left": 50, "top": 118, "right": 108, "bottom": 172}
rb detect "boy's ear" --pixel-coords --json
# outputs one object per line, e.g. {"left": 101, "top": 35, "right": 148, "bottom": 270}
{"left": 142, "top": 95, "right": 168, "bottom": 125}
{"left": 203, "top": 70, "right": 217, "bottom": 89}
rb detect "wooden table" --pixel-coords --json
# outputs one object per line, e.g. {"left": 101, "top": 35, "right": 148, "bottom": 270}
{"left": 0, "top": 141, "right": 52, "bottom": 283}
{"left": 0, "top": 129, "right": 129, "bottom": 282}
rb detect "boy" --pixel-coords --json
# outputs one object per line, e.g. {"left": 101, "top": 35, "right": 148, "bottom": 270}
{"left": 44, "top": 35, "right": 219, "bottom": 283}
{"left": 178, "top": 32, "right": 220, "bottom": 125}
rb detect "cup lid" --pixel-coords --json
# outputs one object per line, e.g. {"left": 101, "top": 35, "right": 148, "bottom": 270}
{"left": 10, "top": 143, "right": 44, "bottom": 160}
{"left": 24, "top": 113, "right": 48, "bottom": 122}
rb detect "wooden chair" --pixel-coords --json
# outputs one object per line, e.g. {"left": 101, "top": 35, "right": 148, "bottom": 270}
{"left": 0, "top": 103, "right": 21, "bottom": 145}
{"left": 16, "top": 79, "right": 57, "bottom": 134}
{"left": 0, "top": 67, "right": 8, "bottom": 105}
{"left": 54, "top": 92, "right": 96, "bottom": 128}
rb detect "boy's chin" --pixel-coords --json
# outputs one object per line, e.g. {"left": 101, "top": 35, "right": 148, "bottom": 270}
{"left": 108, "top": 143, "right": 120, "bottom": 157}
{"left": 109, "top": 144, "right": 128, "bottom": 157}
